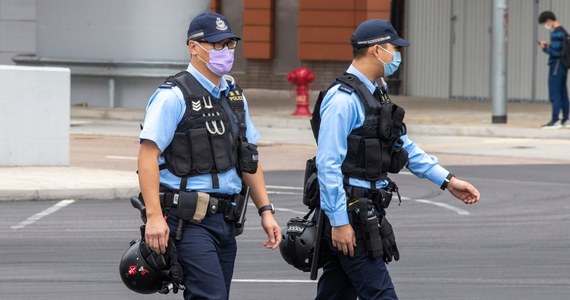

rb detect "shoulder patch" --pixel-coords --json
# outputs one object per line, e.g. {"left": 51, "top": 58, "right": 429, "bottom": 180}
{"left": 159, "top": 81, "right": 175, "bottom": 89}
{"left": 227, "top": 89, "right": 244, "bottom": 101}
{"left": 337, "top": 84, "right": 354, "bottom": 94}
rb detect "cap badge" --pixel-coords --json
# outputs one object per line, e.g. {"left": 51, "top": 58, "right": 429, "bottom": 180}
{"left": 215, "top": 17, "right": 228, "bottom": 31}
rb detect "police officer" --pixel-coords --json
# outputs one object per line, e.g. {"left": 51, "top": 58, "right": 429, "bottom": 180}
{"left": 137, "top": 12, "right": 281, "bottom": 299}
{"left": 314, "top": 20, "right": 480, "bottom": 299}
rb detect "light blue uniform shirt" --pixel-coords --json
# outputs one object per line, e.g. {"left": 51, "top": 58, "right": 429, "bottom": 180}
{"left": 140, "top": 64, "right": 260, "bottom": 194}
{"left": 316, "top": 65, "right": 449, "bottom": 227}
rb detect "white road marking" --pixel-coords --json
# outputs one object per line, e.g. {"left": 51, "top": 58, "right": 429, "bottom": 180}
{"left": 265, "top": 185, "right": 470, "bottom": 216}
{"left": 266, "top": 185, "right": 303, "bottom": 190}
{"left": 10, "top": 199, "right": 76, "bottom": 229}
{"left": 267, "top": 191, "right": 302, "bottom": 195}
{"left": 401, "top": 197, "right": 470, "bottom": 215}
{"left": 105, "top": 155, "right": 137, "bottom": 160}
{"left": 232, "top": 279, "right": 316, "bottom": 283}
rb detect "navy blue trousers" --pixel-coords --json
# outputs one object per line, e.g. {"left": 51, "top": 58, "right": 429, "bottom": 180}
{"left": 315, "top": 214, "right": 398, "bottom": 300}
{"left": 548, "top": 63, "right": 569, "bottom": 123}
{"left": 167, "top": 208, "right": 237, "bottom": 300}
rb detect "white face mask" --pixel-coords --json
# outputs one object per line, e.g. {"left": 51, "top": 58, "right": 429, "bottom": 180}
{"left": 544, "top": 24, "right": 553, "bottom": 31}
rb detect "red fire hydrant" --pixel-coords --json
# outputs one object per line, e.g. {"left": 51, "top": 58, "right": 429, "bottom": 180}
{"left": 287, "top": 67, "right": 315, "bottom": 116}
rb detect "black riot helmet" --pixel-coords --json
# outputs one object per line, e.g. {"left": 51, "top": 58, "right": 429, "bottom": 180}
{"left": 279, "top": 217, "right": 325, "bottom": 272}
{"left": 119, "top": 239, "right": 171, "bottom": 294}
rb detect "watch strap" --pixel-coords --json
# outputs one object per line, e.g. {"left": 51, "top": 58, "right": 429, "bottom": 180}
{"left": 258, "top": 203, "right": 274, "bottom": 216}
{"left": 440, "top": 173, "right": 456, "bottom": 190}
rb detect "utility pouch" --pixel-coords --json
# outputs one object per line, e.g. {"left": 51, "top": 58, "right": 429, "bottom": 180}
{"left": 388, "top": 139, "right": 409, "bottom": 174}
{"left": 164, "top": 132, "right": 192, "bottom": 176}
{"left": 363, "top": 138, "right": 382, "bottom": 180}
{"left": 177, "top": 191, "right": 198, "bottom": 221}
{"left": 341, "top": 135, "right": 361, "bottom": 174}
{"left": 380, "top": 190, "right": 393, "bottom": 209}
{"left": 357, "top": 198, "right": 383, "bottom": 259}
{"left": 239, "top": 142, "right": 259, "bottom": 174}
{"left": 378, "top": 103, "right": 395, "bottom": 140}
{"left": 175, "top": 191, "right": 197, "bottom": 240}
{"left": 390, "top": 105, "right": 406, "bottom": 139}
{"left": 211, "top": 134, "right": 233, "bottom": 172}
{"left": 193, "top": 192, "right": 210, "bottom": 223}
{"left": 303, "top": 157, "right": 320, "bottom": 208}
{"left": 224, "top": 197, "right": 238, "bottom": 223}
{"left": 189, "top": 128, "right": 213, "bottom": 173}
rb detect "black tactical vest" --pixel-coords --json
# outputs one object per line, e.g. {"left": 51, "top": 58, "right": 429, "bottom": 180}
{"left": 310, "top": 73, "right": 409, "bottom": 186}
{"left": 159, "top": 71, "right": 257, "bottom": 190}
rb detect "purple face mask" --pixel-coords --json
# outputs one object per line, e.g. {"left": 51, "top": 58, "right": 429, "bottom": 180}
{"left": 195, "top": 42, "right": 235, "bottom": 76}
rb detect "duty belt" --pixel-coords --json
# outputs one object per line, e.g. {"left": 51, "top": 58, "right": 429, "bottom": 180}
{"left": 345, "top": 181, "right": 400, "bottom": 209}
{"left": 159, "top": 191, "right": 234, "bottom": 215}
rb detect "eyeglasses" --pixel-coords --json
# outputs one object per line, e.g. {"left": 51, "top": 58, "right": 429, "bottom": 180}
{"left": 198, "top": 39, "right": 239, "bottom": 50}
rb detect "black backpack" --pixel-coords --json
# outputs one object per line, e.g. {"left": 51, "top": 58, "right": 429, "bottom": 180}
{"left": 559, "top": 27, "right": 570, "bottom": 69}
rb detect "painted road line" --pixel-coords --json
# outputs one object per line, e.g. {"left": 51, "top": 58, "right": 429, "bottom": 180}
{"left": 10, "top": 199, "right": 76, "bottom": 229}
{"left": 232, "top": 279, "right": 316, "bottom": 283}
{"left": 402, "top": 197, "right": 470, "bottom": 215}
{"left": 105, "top": 155, "right": 137, "bottom": 160}
{"left": 266, "top": 185, "right": 303, "bottom": 190}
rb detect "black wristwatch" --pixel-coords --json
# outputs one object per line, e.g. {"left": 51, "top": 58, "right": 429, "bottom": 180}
{"left": 258, "top": 203, "right": 275, "bottom": 216}
{"left": 440, "top": 173, "right": 456, "bottom": 190}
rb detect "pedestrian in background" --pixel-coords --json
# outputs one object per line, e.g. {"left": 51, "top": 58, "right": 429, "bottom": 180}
{"left": 313, "top": 19, "right": 480, "bottom": 299}
{"left": 137, "top": 12, "right": 281, "bottom": 299}
{"left": 538, "top": 11, "right": 570, "bottom": 129}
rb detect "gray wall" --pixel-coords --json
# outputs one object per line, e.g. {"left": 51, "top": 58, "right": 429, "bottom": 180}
{"left": 0, "top": 0, "right": 35, "bottom": 65}
{"left": 36, "top": 0, "right": 205, "bottom": 62}
{"left": 9, "top": 0, "right": 210, "bottom": 108}
{"left": 406, "top": 0, "right": 570, "bottom": 102}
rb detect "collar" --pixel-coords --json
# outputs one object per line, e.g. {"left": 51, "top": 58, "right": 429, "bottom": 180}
{"left": 346, "top": 64, "right": 379, "bottom": 94}
{"left": 186, "top": 63, "right": 229, "bottom": 98}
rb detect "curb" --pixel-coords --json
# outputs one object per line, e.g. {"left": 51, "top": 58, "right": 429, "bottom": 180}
{"left": 0, "top": 187, "right": 139, "bottom": 202}
{"left": 408, "top": 124, "right": 570, "bottom": 139}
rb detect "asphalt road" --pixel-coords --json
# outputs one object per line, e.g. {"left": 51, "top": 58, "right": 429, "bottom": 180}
{"left": 1, "top": 164, "right": 569, "bottom": 300}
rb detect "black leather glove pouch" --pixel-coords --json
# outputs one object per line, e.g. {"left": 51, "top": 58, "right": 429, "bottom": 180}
{"left": 379, "top": 216, "right": 400, "bottom": 263}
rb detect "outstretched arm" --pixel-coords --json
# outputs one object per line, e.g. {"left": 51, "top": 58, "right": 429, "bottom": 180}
{"left": 447, "top": 177, "right": 480, "bottom": 204}
{"left": 242, "top": 163, "right": 282, "bottom": 250}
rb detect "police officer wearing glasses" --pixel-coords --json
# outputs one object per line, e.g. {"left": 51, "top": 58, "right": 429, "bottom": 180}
{"left": 313, "top": 19, "right": 480, "bottom": 299}
{"left": 137, "top": 12, "right": 281, "bottom": 299}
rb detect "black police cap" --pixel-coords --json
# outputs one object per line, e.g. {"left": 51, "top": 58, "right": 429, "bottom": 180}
{"left": 187, "top": 12, "right": 241, "bottom": 44}
{"left": 351, "top": 19, "right": 410, "bottom": 49}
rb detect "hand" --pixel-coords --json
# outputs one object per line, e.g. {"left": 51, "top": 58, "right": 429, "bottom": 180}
{"left": 447, "top": 177, "right": 480, "bottom": 204}
{"left": 331, "top": 224, "right": 357, "bottom": 257}
{"left": 145, "top": 214, "right": 170, "bottom": 254}
{"left": 261, "top": 212, "right": 282, "bottom": 250}
{"left": 379, "top": 216, "right": 399, "bottom": 263}
{"left": 538, "top": 41, "right": 549, "bottom": 49}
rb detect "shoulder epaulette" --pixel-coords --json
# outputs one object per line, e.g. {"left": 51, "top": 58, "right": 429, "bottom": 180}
{"left": 159, "top": 81, "right": 176, "bottom": 89}
{"left": 337, "top": 83, "right": 354, "bottom": 95}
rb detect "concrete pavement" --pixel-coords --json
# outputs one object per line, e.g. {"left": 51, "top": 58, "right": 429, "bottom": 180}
{"left": 1, "top": 89, "right": 569, "bottom": 201}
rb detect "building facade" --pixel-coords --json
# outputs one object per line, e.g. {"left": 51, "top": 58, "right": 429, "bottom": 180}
{"left": 1, "top": 0, "right": 568, "bottom": 108}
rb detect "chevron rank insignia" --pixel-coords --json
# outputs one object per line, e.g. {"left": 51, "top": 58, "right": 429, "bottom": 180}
{"left": 192, "top": 100, "right": 201, "bottom": 111}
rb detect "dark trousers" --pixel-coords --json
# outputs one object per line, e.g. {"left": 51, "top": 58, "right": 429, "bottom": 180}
{"left": 315, "top": 214, "right": 398, "bottom": 300}
{"left": 167, "top": 208, "right": 237, "bottom": 300}
{"left": 548, "top": 62, "right": 569, "bottom": 123}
